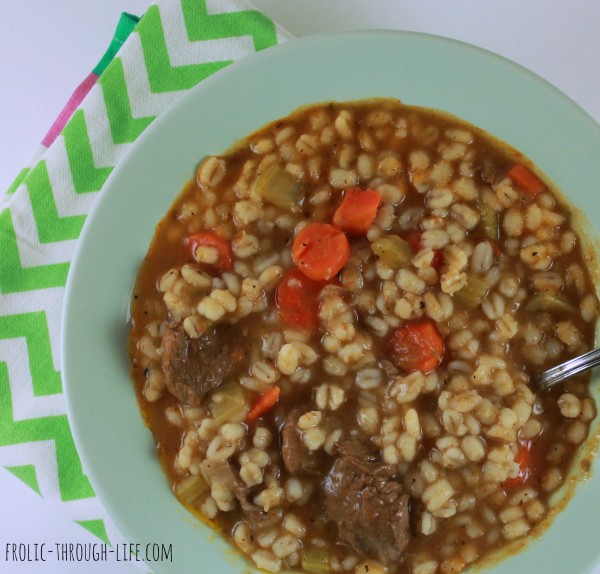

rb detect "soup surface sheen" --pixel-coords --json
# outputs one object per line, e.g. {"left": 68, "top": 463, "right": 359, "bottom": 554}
{"left": 129, "top": 99, "right": 598, "bottom": 574}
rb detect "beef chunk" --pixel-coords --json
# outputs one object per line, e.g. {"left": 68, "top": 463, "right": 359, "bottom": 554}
{"left": 322, "top": 440, "right": 411, "bottom": 565}
{"left": 161, "top": 323, "right": 244, "bottom": 406}
{"left": 281, "top": 408, "right": 320, "bottom": 475}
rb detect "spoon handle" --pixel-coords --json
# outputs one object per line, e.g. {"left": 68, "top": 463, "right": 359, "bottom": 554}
{"left": 533, "top": 347, "right": 600, "bottom": 392}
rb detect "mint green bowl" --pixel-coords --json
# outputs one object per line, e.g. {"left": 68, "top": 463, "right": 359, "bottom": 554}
{"left": 62, "top": 30, "right": 600, "bottom": 574}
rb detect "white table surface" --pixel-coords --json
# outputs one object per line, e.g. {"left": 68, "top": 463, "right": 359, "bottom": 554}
{"left": 1, "top": 1, "right": 599, "bottom": 573}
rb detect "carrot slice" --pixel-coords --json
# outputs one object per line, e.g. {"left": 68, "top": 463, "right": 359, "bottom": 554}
{"left": 276, "top": 268, "right": 329, "bottom": 331}
{"left": 332, "top": 187, "right": 382, "bottom": 234}
{"left": 503, "top": 440, "right": 534, "bottom": 490}
{"left": 292, "top": 223, "right": 351, "bottom": 281}
{"left": 188, "top": 232, "right": 233, "bottom": 271}
{"left": 390, "top": 320, "right": 444, "bottom": 373}
{"left": 246, "top": 387, "right": 281, "bottom": 424}
{"left": 507, "top": 164, "right": 546, "bottom": 196}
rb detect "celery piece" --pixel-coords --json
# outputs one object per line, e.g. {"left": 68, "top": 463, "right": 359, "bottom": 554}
{"left": 210, "top": 382, "right": 247, "bottom": 425}
{"left": 525, "top": 292, "right": 576, "bottom": 314}
{"left": 480, "top": 203, "right": 499, "bottom": 240}
{"left": 454, "top": 274, "right": 490, "bottom": 309}
{"left": 255, "top": 164, "right": 304, "bottom": 211}
{"left": 371, "top": 235, "right": 413, "bottom": 269}
{"left": 301, "top": 547, "right": 330, "bottom": 573}
{"left": 174, "top": 475, "right": 209, "bottom": 507}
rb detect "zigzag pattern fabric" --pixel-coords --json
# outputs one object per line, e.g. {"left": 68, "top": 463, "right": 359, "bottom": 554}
{"left": 0, "top": 0, "right": 289, "bottom": 548}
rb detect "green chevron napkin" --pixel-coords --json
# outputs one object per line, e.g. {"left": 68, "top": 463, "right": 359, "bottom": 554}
{"left": 0, "top": 0, "right": 289, "bottom": 553}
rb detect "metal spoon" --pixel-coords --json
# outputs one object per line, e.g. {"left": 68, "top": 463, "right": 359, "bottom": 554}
{"left": 532, "top": 348, "right": 600, "bottom": 392}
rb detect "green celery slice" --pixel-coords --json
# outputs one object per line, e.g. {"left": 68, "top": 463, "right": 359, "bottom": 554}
{"left": 525, "top": 292, "right": 576, "bottom": 314}
{"left": 454, "top": 274, "right": 490, "bottom": 309}
{"left": 255, "top": 164, "right": 304, "bottom": 211}
{"left": 480, "top": 202, "right": 499, "bottom": 240}
{"left": 371, "top": 234, "right": 413, "bottom": 269}
{"left": 301, "top": 547, "right": 330, "bottom": 573}
{"left": 174, "top": 475, "right": 209, "bottom": 507}
{"left": 210, "top": 382, "right": 247, "bottom": 424}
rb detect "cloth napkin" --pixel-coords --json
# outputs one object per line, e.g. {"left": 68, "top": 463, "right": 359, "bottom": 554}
{"left": 0, "top": 0, "right": 290, "bottom": 553}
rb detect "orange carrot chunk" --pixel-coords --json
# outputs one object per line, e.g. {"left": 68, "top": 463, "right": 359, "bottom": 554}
{"left": 507, "top": 164, "right": 546, "bottom": 196}
{"left": 503, "top": 440, "right": 534, "bottom": 490}
{"left": 292, "top": 223, "right": 351, "bottom": 281}
{"left": 332, "top": 187, "right": 382, "bottom": 234}
{"left": 276, "top": 268, "right": 329, "bottom": 331}
{"left": 246, "top": 387, "right": 281, "bottom": 424}
{"left": 390, "top": 320, "right": 444, "bottom": 374}
{"left": 188, "top": 232, "right": 233, "bottom": 271}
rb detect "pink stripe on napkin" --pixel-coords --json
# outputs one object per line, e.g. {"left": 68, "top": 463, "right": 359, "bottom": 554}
{"left": 41, "top": 72, "right": 99, "bottom": 148}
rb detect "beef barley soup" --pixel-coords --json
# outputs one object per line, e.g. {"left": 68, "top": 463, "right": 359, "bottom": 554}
{"left": 128, "top": 99, "right": 599, "bottom": 574}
